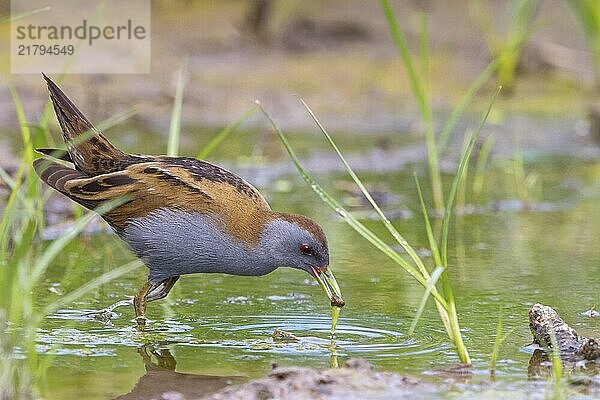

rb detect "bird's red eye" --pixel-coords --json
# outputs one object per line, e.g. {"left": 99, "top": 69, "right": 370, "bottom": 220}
{"left": 300, "top": 244, "right": 313, "bottom": 256}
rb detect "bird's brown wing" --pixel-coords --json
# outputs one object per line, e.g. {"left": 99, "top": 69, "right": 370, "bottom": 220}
{"left": 35, "top": 158, "right": 271, "bottom": 242}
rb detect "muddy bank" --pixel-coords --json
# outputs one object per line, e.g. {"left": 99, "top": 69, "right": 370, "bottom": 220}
{"left": 121, "top": 355, "right": 600, "bottom": 400}
{"left": 208, "top": 359, "right": 436, "bottom": 400}
{"left": 115, "top": 345, "right": 438, "bottom": 400}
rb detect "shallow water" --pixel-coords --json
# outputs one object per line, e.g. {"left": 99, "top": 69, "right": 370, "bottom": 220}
{"left": 33, "top": 154, "right": 600, "bottom": 399}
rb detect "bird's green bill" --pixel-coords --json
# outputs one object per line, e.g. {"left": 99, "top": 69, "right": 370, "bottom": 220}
{"left": 311, "top": 266, "right": 345, "bottom": 307}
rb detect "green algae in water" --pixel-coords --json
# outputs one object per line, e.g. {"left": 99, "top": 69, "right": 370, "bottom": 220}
{"left": 331, "top": 305, "right": 341, "bottom": 337}
{"left": 327, "top": 273, "right": 344, "bottom": 338}
{"left": 311, "top": 265, "right": 344, "bottom": 337}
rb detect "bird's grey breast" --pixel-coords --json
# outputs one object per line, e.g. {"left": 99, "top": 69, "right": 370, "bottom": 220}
{"left": 122, "top": 208, "right": 277, "bottom": 283}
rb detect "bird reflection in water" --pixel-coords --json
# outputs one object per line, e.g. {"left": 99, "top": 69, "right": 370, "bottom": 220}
{"left": 114, "top": 344, "right": 242, "bottom": 400}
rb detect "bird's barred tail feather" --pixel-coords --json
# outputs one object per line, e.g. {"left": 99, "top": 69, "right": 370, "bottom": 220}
{"left": 32, "top": 158, "right": 101, "bottom": 210}
{"left": 42, "top": 73, "right": 130, "bottom": 175}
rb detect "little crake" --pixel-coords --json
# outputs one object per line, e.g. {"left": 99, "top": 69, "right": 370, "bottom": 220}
{"left": 34, "top": 74, "right": 344, "bottom": 319}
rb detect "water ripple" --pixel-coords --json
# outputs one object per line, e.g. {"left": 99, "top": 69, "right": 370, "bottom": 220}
{"left": 39, "top": 313, "right": 448, "bottom": 359}
{"left": 187, "top": 315, "right": 448, "bottom": 358}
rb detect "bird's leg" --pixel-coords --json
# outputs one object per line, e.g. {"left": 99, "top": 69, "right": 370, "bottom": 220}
{"left": 146, "top": 276, "right": 180, "bottom": 303}
{"left": 133, "top": 280, "right": 155, "bottom": 323}
{"left": 133, "top": 277, "right": 180, "bottom": 327}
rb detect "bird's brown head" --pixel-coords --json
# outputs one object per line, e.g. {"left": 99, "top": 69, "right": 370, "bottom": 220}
{"left": 260, "top": 212, "right": 343, "bottom": 306}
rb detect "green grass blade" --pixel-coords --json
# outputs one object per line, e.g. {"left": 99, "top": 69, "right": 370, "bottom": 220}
{"left": 299, "top": 98, "right": 453, "bottom": 332}
{"left": 380, "top": 0, "right": 442, "bottom": 209}
{"left": 96, "top": 108, "right": 138, "bottom": 132}
{"left": 409, "top": 265, "right": 444, "bottom": 335}
{"left": 380, "top": 0, "right": 426, "bottom": 114}
{"left": 299, "top": 98, "right": 430, "bottom": 277}
{"left": 441, "top": 284, "right": 468, "bottom": 362}
{"left": 1, "top": 83, "right": 36, "bottom": 257}
{"left": 471, "top": 0, "right": 537, "bottom": 91}
{"left": 456, "top": 131, "right": 471, "bottom": 209}
{"left": 413, "top": 173, "right": 451, "bottom": 336}
{"left": 0, "top": 165, "right": 38, "bottom": 219}
{"left": 7, "top": 82, "right": 33, "bottom": 163}
{"left": 472, "top": 133, "right": 497, "bottom": 201}
{"left": 441, "top": 86, "right": 501, "bottom": 266}
{"left": 490, "top": 308, "right": 514, "bottom": 376}
{"left": 197, "top": 106, "right": 258, "bottom": 159}
{"left": 567, "top": 0, "right": 600, "bottom": 86}
{"left": 512, "top": 137, "right": 529, "bottom": 205}
{"left": 167, "top": 63, "right": 187, "bottom": 157}
{"left": 433, "top": 87, "right": 502, "bottom": 365}
{"left": 414, "top": 173, "right": 442, "bottom": 267}
{"left": 548, "top": 327, "right": 564, "bottom": 397}
{"left": 258, "top": 102, "right": 449, "bottom": 308}
{"left": 419, "top": 13, "right": 430, "bottom": 97}
{"left": 438, "top": 60, "right": 498, "bottom": 151}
